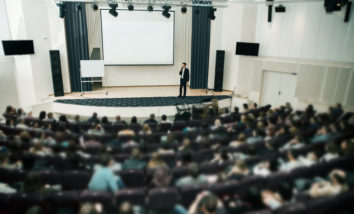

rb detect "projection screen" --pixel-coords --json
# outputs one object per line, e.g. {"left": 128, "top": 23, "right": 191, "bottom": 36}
{"left": 100, "top": 9, "right": 174, "bottom": 65}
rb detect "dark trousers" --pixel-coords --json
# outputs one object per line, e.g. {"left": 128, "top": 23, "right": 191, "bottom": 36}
{"left": 179, "top": 79, "right": 187, "bottom": 97}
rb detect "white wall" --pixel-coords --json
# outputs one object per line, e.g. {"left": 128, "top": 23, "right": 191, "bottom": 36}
{"left": 86, "top": 7, "right": 192, "bottom": 87}
{"left": 255, "top": 2, "right": 354, "bottom": 62}
{"left": 0, "top": 57, "right": 20, "bottom": 113}
{"left": 2, "top": 0, "right": 71, "bottom": 111}
{"left": 0, "top": 0, "right": 11, "bottom": 56}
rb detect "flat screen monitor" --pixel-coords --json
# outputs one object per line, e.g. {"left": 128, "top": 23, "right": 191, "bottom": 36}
{"left": 236, "top": 42, "right": 259, "bottom": 56}
{"left": 2, "top": 40, "right": 35, "bottom": 55}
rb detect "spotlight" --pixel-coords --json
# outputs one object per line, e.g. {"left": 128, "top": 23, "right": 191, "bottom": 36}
{"left": 162, "top": 5, "right": 171, "bottom": 18}
{"left": 208, "top": 8, "right": 216, "bottom": 20}
{"left": 181, "top": 6, "right": 187, "bottom": 13}
{"left": 275, "top": 4, "right": 286, "bottom": 12}
{"left": 92, "top": 3, "right": 98, "bottom": 11}
{"left": 128, "top": 4, "right": 134, "bottom": 11}
{"left": 57, "top": 3, "right": 66, "bottom": 18}
{"left": 147, "top": 5, "right": 153, "bottom": 11}
{"left": 109, "top": 3, "right": 118, "bottom": 17}
{"left": 76, "top": 3, "right": 82, "bottom": 11}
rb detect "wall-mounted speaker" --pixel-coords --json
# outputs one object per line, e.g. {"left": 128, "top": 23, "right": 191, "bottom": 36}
{"left": 49, "top": 50, "right": 64, "bottom": 97}
{"left": 214, "top": 50, "right": 225, "bottom": 92}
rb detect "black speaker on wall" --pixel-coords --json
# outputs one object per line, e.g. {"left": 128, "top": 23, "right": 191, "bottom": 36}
{"left": 214, "top": 50, "right": 225, "bottom": 92}
{"left": 49, "top": 50, "right": 64, "bottom": 97}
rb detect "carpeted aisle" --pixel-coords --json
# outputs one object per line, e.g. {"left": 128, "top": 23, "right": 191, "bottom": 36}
{"left": 54, "top": 95, "right": 230, "bottom": 107}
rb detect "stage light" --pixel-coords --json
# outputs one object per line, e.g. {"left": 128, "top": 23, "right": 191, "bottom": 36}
{"left": 128, "top": 4, "right": 134, "bottom": 11}
{"left": 109, "top": 3, "right": 118, "bottom": 17}
{"left": 275, "top": 4, "right": 286, "bottom": 12}
{"left": 147, "top": 5, "right": 153, "bottom": 11}
{"left": 162, "top": 5, "right": 171, "bottom": 18}
{"left": 92, "top": 3, "right": 98, "bottom": 11}
{"left": 181, "top": 6, "right": 187, "bottom": 13}
{"left": 76, "top": 3, "right": 82, "bottom": 11}
{"left": 57, "top": 3, "right": 66, "bottom": 18}
{"left": 208, "top": 8, "right": 216, "bottom": 20}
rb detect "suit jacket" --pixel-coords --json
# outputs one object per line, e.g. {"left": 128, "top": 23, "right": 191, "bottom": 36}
{"left": 179, "top": 68, "right": 190, "bottom": 82}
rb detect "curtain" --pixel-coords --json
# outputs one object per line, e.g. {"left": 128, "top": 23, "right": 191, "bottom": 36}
{"left": 64, "top": 2, "right": 91, "bottom": 92}
{"left": 190, "top": 6, "right": 211, "bottom": 89}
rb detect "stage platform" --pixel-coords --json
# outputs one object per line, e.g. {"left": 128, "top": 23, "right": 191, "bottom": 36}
{"left": 32, "top": 86, "right": 246, "bottom": 119}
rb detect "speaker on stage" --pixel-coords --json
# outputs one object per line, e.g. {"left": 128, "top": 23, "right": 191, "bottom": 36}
{"left": 49, "top": 50, "right": 64, "bottom": 97}
{"left": 214, "top": 50, "right": 225, "bottom": 92}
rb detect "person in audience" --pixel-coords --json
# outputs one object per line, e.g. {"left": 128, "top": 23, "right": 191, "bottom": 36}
{"left": 88, "top": 124, "right": 105, "bottom": 136}
{"left": 147, "top": 152, "right": 167, "bottom": 170}
{"left": 261, "top": 189, "right": 284, "bottom": 210}
{"left": 88, "top": 154, "right": 124, "bottom": 193}
{"left": 320, "top": 141, "right": 339, "bottom": 162}
{"left": 39, "top": 111, "right": 46, "bottom": 121}
{"left": 58, "top": 115, "right": 68, "bottom": 123}
{"left": 246, "top": 129, "right": 265, "bottom": 144}
{"left": 29, "top": 142, "right": 53, "bottom": 156}
{"left": 44, "top": 112, "right": 56, "bottom": 122}
{"left": 311, "top": 125, "right": 331, "bottom": 143}
{"left": 160, "top": 114, "right": 171, "bottom": 124}
{"left": 227, "top": 159, "right": 249, "bottom": 180}
{"left": 280, "top": 134, "right": 305, "bottom": 151}
{"left": 118, "top": 127, "right": 135, "bottom": 137}
{"left": 175, "top": 162, "right": 207, "bottom": 187}
{"left": 115, "top": 115, "right": 127, "bottom": 125}
{"left": 0, "top": 182, "right": 17, "bottom": 194}
{"left": 151, "top": 167, "right": 172, "bottom": 188}
{"left": 187, "top": 191, "right": 227, "bottom": 214}
{"left": 242, "top": 103, "right": 249, "bottom": 113}
{"left": 0, "top": 154, "right": 22, "bottom": 170}
{"left": 22, "top": 172, "right": 47, "bottom": 193}
{"left": 140, "top": 124, "right": 152, "bottom": 135}
{"left": 88, "top": 112, "right": 100, "bottom": 124}
{"left": 144, "top": 113, "right": 157, "bottom": 124}
{"left": 101, "top": 116, "right": 110, "bottom": 124}
{"left": 178, "top": 137, "right": 192, "bottom": 155}
{"left": 0, "top": 130, "right": 7, "bottom": 140}
{"left": 229, "top": 133, "right": 246, "bottom": 148}
{"left": 340, "top": 138, "right": 354, "bottom": 156}
{"left": 79, "top": 203, "right": 102, "bottom": 214}
{"left": 309, "top": 169, "right": 349, "bottom": 198}
{"left": 16, "top": 118, "right": 28, "bottom": 129}
{"left": 211, "top": 119, "right": 222, "bottom": 130}
{"left": 122, "top": 148, "right": 146, "bottom": 170}
{"left": 130, "top": 116, "right": 138, "bottom": 124}
{"left": 157, "top": 141, "right": 175, "bottom": 155}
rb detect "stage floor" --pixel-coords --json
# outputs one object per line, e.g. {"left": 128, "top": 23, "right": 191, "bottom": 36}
{"left": 33, "top": 86, "right": 236, "bottom": 119}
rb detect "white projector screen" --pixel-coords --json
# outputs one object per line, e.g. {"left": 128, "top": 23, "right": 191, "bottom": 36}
{"left": 100, "top": 9, "right": 174, "bottom": 65}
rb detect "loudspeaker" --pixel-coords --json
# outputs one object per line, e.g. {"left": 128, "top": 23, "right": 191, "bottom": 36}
{"left": 214, "top": 50, "right": 225, "bottom": 92}
{"left": 344, "top": 1, "right": 352, "bottom": 22}
{"left": 49, "top": 50, "right": 64, "bottom": 97}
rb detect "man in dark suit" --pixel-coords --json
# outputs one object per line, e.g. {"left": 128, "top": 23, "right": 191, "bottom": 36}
{"left": 179, "top": 62, "right": 189, "bottom": 98}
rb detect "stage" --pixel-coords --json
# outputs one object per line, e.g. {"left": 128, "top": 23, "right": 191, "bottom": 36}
{"left": 31, "top": 86, "right": 245, "bottom": 119}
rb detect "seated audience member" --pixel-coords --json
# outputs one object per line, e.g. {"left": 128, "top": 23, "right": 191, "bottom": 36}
{"left": 211, "top": 119, "right": 222, "bottom": 130}
{"left": 227, "top": 159, "right": 249, "bottom": 180}
{"left": 22, "top": 172, "right": 51, "bottom": 194}
{"left": 122, "top": 148, "right": 146, "bottom": 170}
{"left": 130, "top": 116, "right": 138, "bottom": 124}
{"left": 29, "top": 142, "right": 53, "bottom": 156}
{"left": 311, "top": 125, "right": 331, "bottom": 143}
{"left": 140, "top": 124, "right": 152, "bottom": 135}
{"left": 101, "top": 116, "right": 110, "bottom": 124}
{"left": 242, "top": 103, "right": 249, "bottom": 113}
{"left": 88, "top": 112, "right": 100, "bottom": 124}
{"left": 229, "top": 133, "right": 246, "bottom": 148}
{"left": 73, "top": 114, "right": 81, "bottom": 123}
{"left": 88, "top": 124, "right": 105, "bottom": 136}
{"left": 246, "top": 129, "right": 265, "bottom": 144}
{"left": 175, "top": 162, "right": 207, "bottom": 187}
{"left": 280, "top": 134, "right": 305, "bottom": 151}
{"left": 44, "top": 112, "right": 56, "bottom": 122}
{"left": 157, "top": 141, "right": 175, "bottom": 155}
{"left": 144, "top": 113, "right": 157, "bottom": 124}
{"left": 178, "top": 137, "right": 192, "bottom": 154}
{"left": 187, "top": 191, "right": 227, "bottom": 214}
{"left": 58, "top": 115, "right": 68, "bottom": 123}
{"left": 79, "top": 203, "right": 102, "bottom": 214}
{"left": 118, "top": 201, "right": 144, "bottom": 214}
{"left": 0, "top": 182, "right": 17, "bottom": 194}
{"left": 210, "top": 150, "right": 229, "bottom": 165}
{"left": 261, "top": 189, "right": 284, "bottom": 210}
{"left": 320, "top": 141, "right": 339, "bottom": 162}
{"left": 340, "top": 139, "right": 354, "bottom": 156}
{"left": 115, "top": 115, "right": 127, "bottom": 125}
{"left": 118, "top": 127, "right": 135, "bottom": 136}
{"left": 16, "top": 118, "right": 28, "bottom": 129}
{"left": 147, "top": 152, "right": 167, "bottom": 170}
{"left": 160, "top": 114, "right": 171, "bottom": 124}
{"left": 83, "top": 136, "right": 101, "bottom": 148}
{"left": 89, "top": 155, "right": 124, "bottom": 193}
{"left": 38, "top": 110, "right": 46, "bottom": 121}
{"left": 151, "top": 167, "right": 172, "bottom": 188}
{"left": 252, "top": 160, "right": 276, "bottom": 177}
{"left": 309, "top": 169, "right": 349, "bottom": 198}
{"left": 0, "top": 154, "right": 22, "bottom": 170}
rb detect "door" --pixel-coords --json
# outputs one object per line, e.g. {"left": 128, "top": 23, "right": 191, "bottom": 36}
{"left": 261, "top": 70, "right": 297, "bottom": 107}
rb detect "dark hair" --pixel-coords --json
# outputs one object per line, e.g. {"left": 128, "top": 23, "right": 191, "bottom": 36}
{"left": 182, "top": 62, "right": 187, "bottom": 66}
{"left": 101, "top": 116, "right": 109, "bottom": 124}
{"left": 39, "top": 111, "right": 46, "bottom": 120}
{"left": 100, "top": 154, "right": 112, "bottom": 166}
{"left": 161, "top": 114, "right": 167, "bottom": 121}
{"left": 243, "top": 103, "right": 248, "bottom": 110}
{"left": 5, "top": 105, "right": 12, "bottom": 114}
{"left": 333, "top": 173, "right": 346, "bottom": 185}
{"left": 234, "top": 107, "right": 239, "bottom": 114}
{"left": 131, "top": 116, "right": 137, "bottom": 124}
{"left": 203, "top": 195, "right": 218, "bottom": 213}
{"left": 58, "top": 115, "right": 67, "bottom": 123}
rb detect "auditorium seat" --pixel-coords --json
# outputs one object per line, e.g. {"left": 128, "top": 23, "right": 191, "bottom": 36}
{"left": 147, "top": 187, "right": 179, "bottom": 211}
{"left": 179, "top": 184, "right": 208, "bottom": 207}
{"left": 115, "top": 188, "right": 145, "bottom": 206}
{"left": 157, "top": 123, "right": 172, "bottom": 133}
{"left": 118, "top": 169, "right": 145, "bottom": 188}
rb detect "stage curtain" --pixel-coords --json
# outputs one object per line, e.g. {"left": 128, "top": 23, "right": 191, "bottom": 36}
{"left": 190, "top": 5, "right": 211, "bottom": 89}
{"left": 64, "top": 2, "right": 91, "bottom": 92}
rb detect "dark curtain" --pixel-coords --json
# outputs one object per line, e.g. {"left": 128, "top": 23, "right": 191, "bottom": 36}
{"left": 64, "top": 2, "right": 91, "bottom": 92}
{"left": 190, "top": 6, "right": 211, "bottom": 89}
